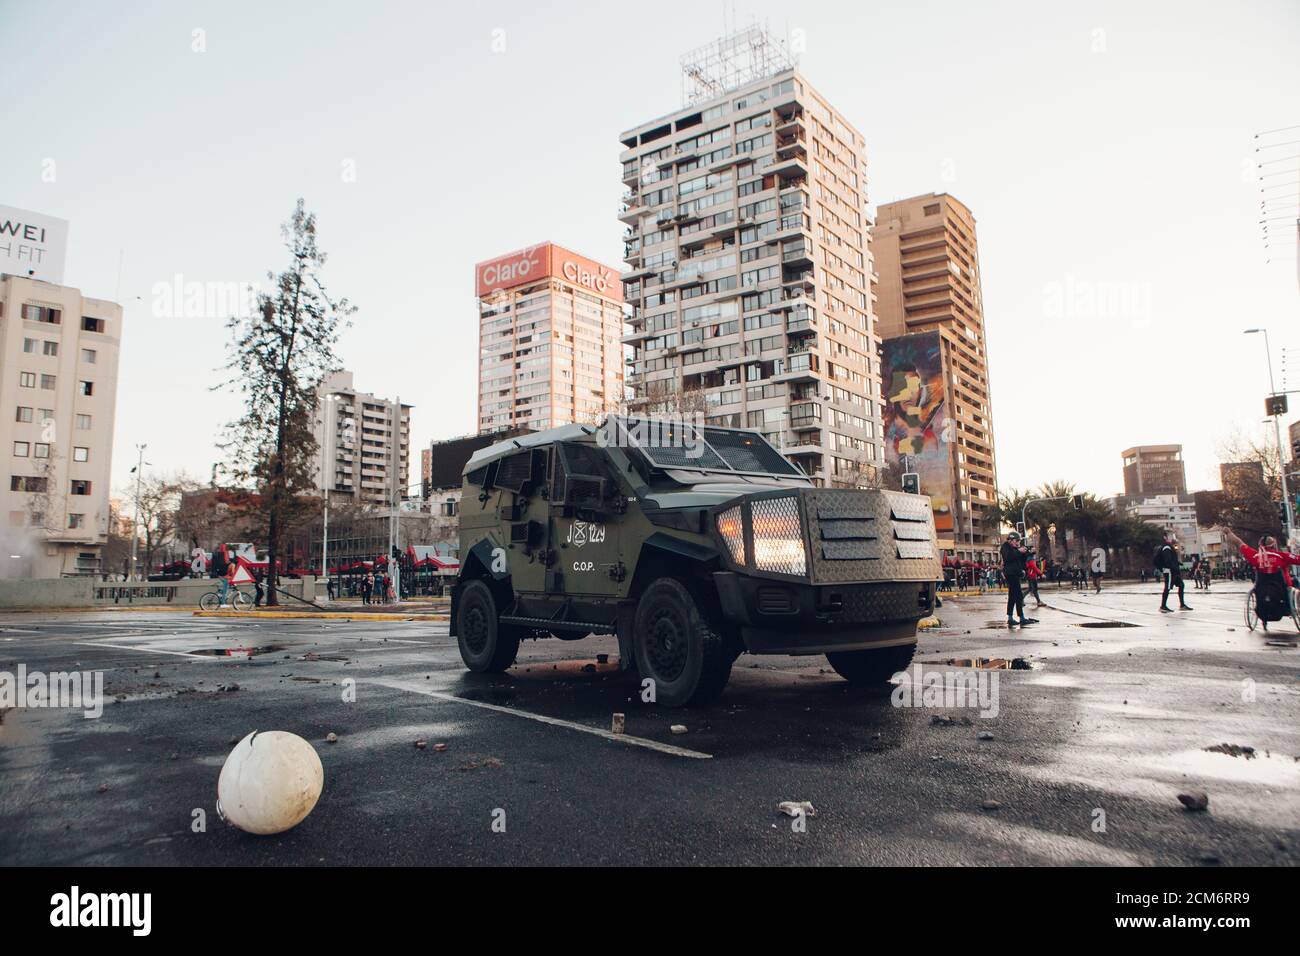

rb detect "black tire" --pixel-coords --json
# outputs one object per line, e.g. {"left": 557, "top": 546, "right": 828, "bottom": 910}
{"left": 632, "top": 577, "right": 732, "bottom": 707}
{"left": 826, "top": 641, "right": 917, "bottom": 686}
{"left": 456, "top": 580, "right": 520, "bottom": 673}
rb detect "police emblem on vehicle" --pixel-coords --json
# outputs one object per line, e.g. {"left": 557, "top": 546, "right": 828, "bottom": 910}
{"left": 565, "top": 520, "right": 605, "bottom": 548}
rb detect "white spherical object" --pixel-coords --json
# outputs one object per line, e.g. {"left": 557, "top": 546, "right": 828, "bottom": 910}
{"left": 217, "top": 731, "right": 323, "bottom": 835}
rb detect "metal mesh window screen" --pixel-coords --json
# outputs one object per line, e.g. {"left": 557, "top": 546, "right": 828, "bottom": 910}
{"left": 750, "top": 496, "right": 806, "bottom": 575}
{"left": 716, "top": 505, "right": 744, "bottom": 564}
{"left": 704, "top": 428, "right": 799, "bottom": 475}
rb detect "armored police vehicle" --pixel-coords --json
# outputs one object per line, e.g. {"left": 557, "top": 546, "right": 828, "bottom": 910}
{"left": 451, "top": 416, "right": 939, "bottom": 707}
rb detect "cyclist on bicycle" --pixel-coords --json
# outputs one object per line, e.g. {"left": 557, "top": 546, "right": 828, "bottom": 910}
{"left": 1222, "top": 527, "right": 1300, "bottom": 630}
{"left": 218, "top": 560, "right": 238, "bottom": 607}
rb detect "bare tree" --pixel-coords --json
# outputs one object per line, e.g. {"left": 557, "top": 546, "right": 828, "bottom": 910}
{"left": 218, "top": 200, "right": 354, "bottom": 604}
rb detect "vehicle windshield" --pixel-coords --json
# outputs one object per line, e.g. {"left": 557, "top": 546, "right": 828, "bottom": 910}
{"left": 611, "top": 417, "right": 803, "bottom": 478}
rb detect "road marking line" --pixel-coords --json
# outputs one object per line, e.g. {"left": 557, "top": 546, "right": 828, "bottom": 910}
{"left": 72, "top": 642, "right": 217, "bottom": 661}
{"left": 368, "top": 677, "right": 712, "bottom": 759}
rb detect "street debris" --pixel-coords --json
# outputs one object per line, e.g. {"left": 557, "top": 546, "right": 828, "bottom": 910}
{"left": 977, "top": 731, "right": 994, "bottom": 741}
{"left": 97, "top": 783, "right": 109, "bottom": 794}
{"left": 414, "top": 739, "right": 427, "bottom": 749}
{"left": 433, "top": 743, "right": 447, "bottom": 752}
{"left": 981, "top": 799, "right": 1001, "bottom": 811}
{"left": 611, "top": 713, "right": 625, "bottom": 734}
{"left": 778, "top": 801, "right": 817, "bottom": 817}
{"left": 1205, "top": 743, "right": 1255, "bottom": 759}
{"left": 454, "top": 756, "right": 502, "bottom": 772}
{"left": 931, "top": 714, "right": 973, "bottom": 727}
{"left": 325, "top": 733, "right": 338, "bottom": 744}
{"left": 670, "top": 724, "right": 688, "bottom": 735}
{"left": 1178, "top": 791, "right": 1210, "bottom": 812}
{"left": 217, "top": 730, "right": 323, "bottom": 835}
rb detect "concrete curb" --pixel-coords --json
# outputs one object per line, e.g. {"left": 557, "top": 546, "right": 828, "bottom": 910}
{"left": 192, "top": 610, "right": 449, "bottom": 622}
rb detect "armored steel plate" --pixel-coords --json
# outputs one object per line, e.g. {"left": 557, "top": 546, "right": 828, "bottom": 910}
{"left": 894, "top": 540, "right": 934, "bottom": 559}
{"left": 819, "top": 519, "right": 876, "bottom": 540}
{"left": 892, "top": 523, "right": 932, "bottom": 541}
{"left": 888, "top": 496, "right": 931, "bottom": 522}
{"left": 822, "top": 540, "right": 880, "bottom": 560}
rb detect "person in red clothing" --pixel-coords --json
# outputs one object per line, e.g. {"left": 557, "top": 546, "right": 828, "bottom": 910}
{"left": 1222, "top": 528, "right": 1300, "bottom": 629}
{"left": 1025, "top": 555, "right": 1044, "bottom": 608}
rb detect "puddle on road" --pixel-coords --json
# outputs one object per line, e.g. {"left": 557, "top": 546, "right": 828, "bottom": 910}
{"left": 1157, "top": 748, "right": 1300, "bottom": 787}
{"left": 189, "top": 644, "right": 287, "bottom": 659}
{"left": 1076, "top": 621, "right": 1139, "bottom": 628}
{"left": 937, "top": 657, "right": 1036, "bottom": 670}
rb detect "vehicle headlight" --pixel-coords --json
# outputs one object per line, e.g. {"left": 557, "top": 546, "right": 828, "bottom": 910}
{"left": 716, "top": 505, "right": 744, "bottom": 564}
{"left": 750, "top": 496, "right": 806, "bottom": 576}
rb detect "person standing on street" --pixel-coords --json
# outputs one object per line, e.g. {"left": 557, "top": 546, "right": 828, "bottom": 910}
{"left": 362, "top": 571, "right": 373, "bottom": 605}
{"left": 1000, "top": 531, "right": 1038, "bottom": 628}
{"left": 1026, "top": 554, "right": 1044, "bottom": 608}
{"left": 1155, "top": 532, "right": 1192, "bottom": 613}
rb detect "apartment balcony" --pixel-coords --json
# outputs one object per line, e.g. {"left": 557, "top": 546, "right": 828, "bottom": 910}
{"left": 781, "top": 242, "right": 813, "bottom": 268}
{"left": 618, "top": 203, "right": 643, "bottom": 224}
{"left": 770, "top": 154, "right": 808, "bottom": 179}
{"left": 775, "top": 132, "right": 807, "bottom": 160}
{"left": 775, "top": 110, "right": 805, "bottom": 137}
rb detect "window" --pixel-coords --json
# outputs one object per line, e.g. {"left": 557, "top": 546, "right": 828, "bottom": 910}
{"left": 43, "top": 341, "right": 58, "bottom": 357}
{"left": 15, "top": 407, "right": 33, "bottom": 423}
{"left": 33, "top": 443, "right": 49, "bottom": 459}
{"left": 80, "top": 348, "right": 96, "bottom": 364}
{"left": 40, "top": 374, "right": 56, "bottom": 390}
{"left": 75, "top": 414, "right": 91, "bottom": 430}
{"left": 73, "top": 446, "right": 89, "bottom": 462}
{"left": 38, "top": 408, "right": 52, "bottom": 421}
{"left": 68, "top": 514, "right": 84, "bottom": 529}
{"left": 70, "top": 479, "right": 91, "bottom": 496}
{"left": 22, "top": 304, "right": 60, "bottom": 324}
{"left": 19, "top": 372, "right": 35, "bottom": 388}
{"left": 10, "top": 476, "right": 47, "bottom": 493}
{"left": 22, "top": 338, "right": 36, "bottom": 353}
{"left": 78, "top": 381, "right": 93, "bottom": 396}
{"left": 81, "top": 317, "right": 105, "bottom": 333}
{"left": 13, "top": 442, "right": 28, "bottom": 457}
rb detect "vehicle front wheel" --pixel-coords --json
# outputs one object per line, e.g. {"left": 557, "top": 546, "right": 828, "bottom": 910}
{"left": 456, "top": 580, "right": 520, "bottom": 673}
{"left": 826, "top": 641, "right": 917, "bottom": 687}
{"left": 632, "top": 577, "right": 732, "bottom": 707}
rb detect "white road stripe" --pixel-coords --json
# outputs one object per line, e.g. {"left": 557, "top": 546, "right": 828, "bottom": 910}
{"left": 71, "top": 642, "right": 217, "bottom": 661}
{"left": 368, "top": 677, "right": 712, "bottom": 760}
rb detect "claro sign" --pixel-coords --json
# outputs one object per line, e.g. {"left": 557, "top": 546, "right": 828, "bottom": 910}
{"left": 475, "top": 242, "right": 621, "bottom": 302}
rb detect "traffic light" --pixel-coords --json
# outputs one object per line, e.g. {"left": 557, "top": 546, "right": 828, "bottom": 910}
{"left": 1292, "top": 438, "right": 1300, "bottom": 460}
{"left": 1015, "top": 521, "right": 1026, "bottom": 537}
{"left": 1277, "top": 501, "right": 1288, "bottom": 527}
{"left": 1072, "top": 494, "right": 1084, "bottom": 510}
{"left": 901, "top": 472, "right": 920, "bottom": 495}
{"left": 1266, "top": 394, "right": 1288, "bottom": 416}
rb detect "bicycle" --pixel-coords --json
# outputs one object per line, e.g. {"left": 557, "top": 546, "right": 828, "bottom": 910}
{"left": 199, "top": 586, "right": 252, "bottom": 611}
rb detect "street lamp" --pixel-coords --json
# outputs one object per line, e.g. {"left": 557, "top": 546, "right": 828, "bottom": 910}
{"left": 128, "top": 443, "right": 150, "bottom": 581}
{"left": 320, "top": 395, "right": 338, "bottom": 597}
{"left": 1244, "top": 328, "right": 1295, "bottom": 542}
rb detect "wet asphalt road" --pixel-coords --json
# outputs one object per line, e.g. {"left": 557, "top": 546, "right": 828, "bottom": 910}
{"left": 0, "top": 581, "right": 1297, "bottom": 866}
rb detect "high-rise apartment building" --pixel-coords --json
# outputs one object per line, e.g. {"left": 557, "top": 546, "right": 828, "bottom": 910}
{"left": 618, "top": 37, "right": 882, "bottom": 484}
{"left": 475, "top": 242, "right": 625, "bottom": 434}
{"left": 872, "top": 193, "right": 997, "bottom": 556}
{"left": 1121, "top": 444, "right": 1186, "bottom": 496}
{"left": 313, "top": 369, "right": 411, "bottom": 508}
{"left": 0, "top": 275, "right": 121, "bottom": 576}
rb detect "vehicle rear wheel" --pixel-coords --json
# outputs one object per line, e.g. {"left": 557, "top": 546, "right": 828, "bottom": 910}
{"left": 826, "top": 641, "right": 917, "bottom": 686}
{"left": 456, "top": 580, "right": 520, "bottom": 673}
{"left": 632, "top": 577, "right": 732, "bottom": 707}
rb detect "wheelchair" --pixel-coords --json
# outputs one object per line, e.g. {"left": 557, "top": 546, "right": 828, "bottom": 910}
{"left": 1244, "top": 575, "right": 1300, "bottom": 632}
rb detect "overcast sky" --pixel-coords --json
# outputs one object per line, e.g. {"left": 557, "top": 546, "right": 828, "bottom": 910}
{"left": 1, "top": 0, "right": 1297, "bottom": 502}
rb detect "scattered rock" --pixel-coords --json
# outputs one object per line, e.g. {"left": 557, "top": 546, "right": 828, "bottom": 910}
{"left": 97, "top": 783, "right": 109, "bottom": 794}
{"left": 1178, "top": 791, "right": 1210, "bottom": 812}
{"left": 777, "top": 801, "right": 817, "bottom": 817}
{"left": 977, "top": 731, "right": 994, "bottom": 741}
{"left": 981, "top": 799, "right": 1001, "bottom": 811}
{"left": 931, "top": 714, "right": 972, "bottom": 727}
{"left": 433, "top": 743, "right": 447, "bottom": 752}
{"left": 670, "top": 724, "right": 688, "bottom": 735}
{"left": 414, "top": 739, "right": 427, "bottom": 750}
{"left": 325, "top": 733, "right": 338, "bottom": 744}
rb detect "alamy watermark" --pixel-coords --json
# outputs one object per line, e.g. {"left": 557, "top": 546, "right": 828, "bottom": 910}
{"left": 0, "top": 664, "right": 104, "bottom": 718}
{"left": 597, "top": 414, "right": 706, "bottom": 458}
{"left": 151, "top": 273, "right": 261, "bottom": 321}
{"left": 890, "top": 663, "right": 1000, "bottom": 719}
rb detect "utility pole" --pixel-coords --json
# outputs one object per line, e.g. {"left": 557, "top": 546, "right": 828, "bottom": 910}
{"left": 388, "top": 395, "right": 402, "bottom": 602}
{"left": 320, "top": 394, "right": 336, "bottom": 598}
{"left": 129, "top": 443, "right": 147, "bottom": 581}
{"left": 1245, "top": 328, "right": 1296, "bottom": 542}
